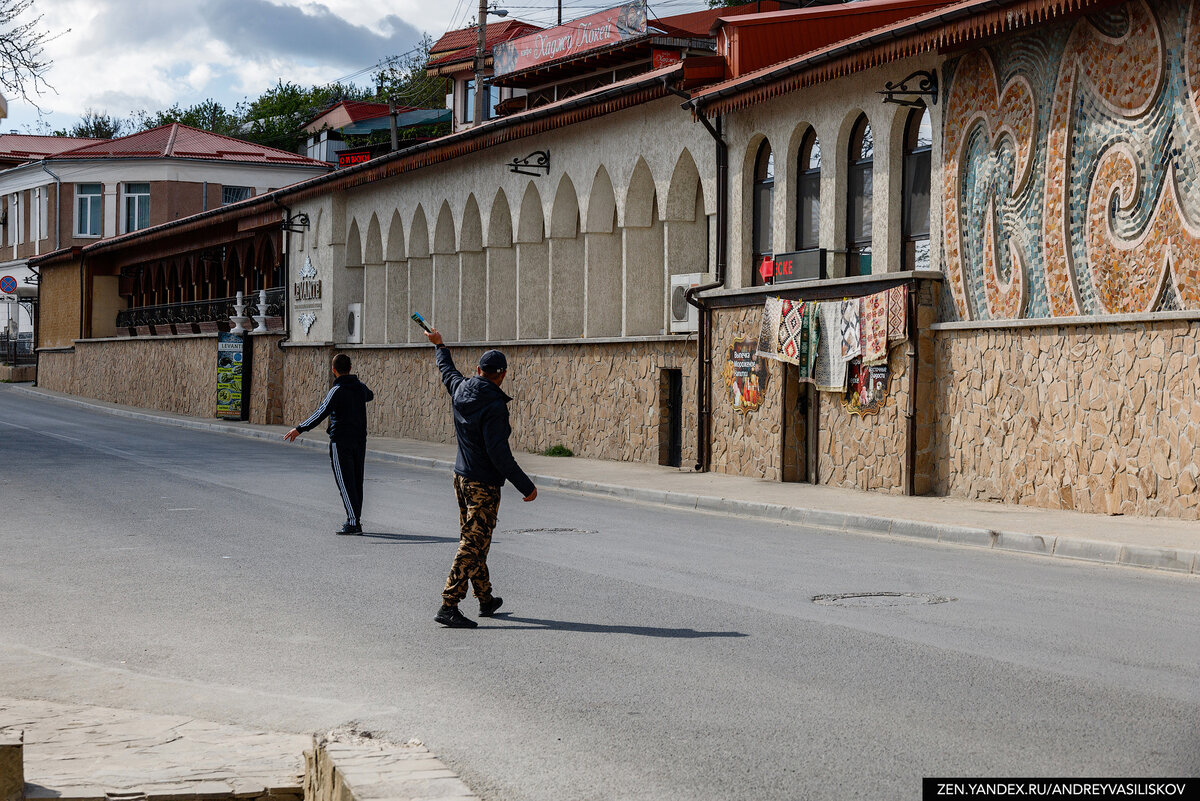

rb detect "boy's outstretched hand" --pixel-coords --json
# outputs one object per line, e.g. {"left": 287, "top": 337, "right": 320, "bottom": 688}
{"left": 425, "top": 329, "right": 443, "bottom": 346}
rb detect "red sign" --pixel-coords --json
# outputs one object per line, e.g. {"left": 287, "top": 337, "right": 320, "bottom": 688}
{"left": 652, "top": 49, "right": 682, "bottom": 69}
{"left": 493, "top": 1, "right": 648, "bottom": 76}
{"left": 772, "top": 255, "right": 794, "bottom": 280}
{"left": 758, "top": 257, "right": 774, "bottom": 282}
{"left": 338, "top": 149, "right": 372, "bottom": 168}
{"left": 0, "top": 275, "right": 15, "bottom": 294}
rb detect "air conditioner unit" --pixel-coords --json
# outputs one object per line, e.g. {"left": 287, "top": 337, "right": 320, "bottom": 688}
{"left": 346, "top": 303, "right": 362, "bottom": 344}
{"left": 669, "top": 273, "right": 704, "bottom": 333}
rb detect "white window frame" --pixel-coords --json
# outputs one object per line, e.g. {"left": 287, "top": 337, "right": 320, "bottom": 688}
{"left": 8, "top": 193, "right": 22, "bottom": 246}
{"left": 222, "top": 186, "right": 252, "bottom": 205}
{"left": 122, "top": 183, "right": 150, "bottom": 233}
{"left": 75, "top": 183, "right": 103, "bottom": 237}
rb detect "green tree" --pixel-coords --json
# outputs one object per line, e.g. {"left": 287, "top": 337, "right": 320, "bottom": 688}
{"left": 54, "top": 107, "right": 124, "bottom": 138}
{"left": 240, "top": 80, "right": 372, "bottom": 153}
{"left": 130, "top": 98, "right": 245, "bottom": 137}
{"left": 374, "top": 34, "right": 450, "bottom": 113}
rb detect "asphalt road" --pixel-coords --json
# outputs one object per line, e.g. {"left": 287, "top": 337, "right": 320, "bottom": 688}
{"left": 1, "top": 384, "right": 1198, "bottom": 801}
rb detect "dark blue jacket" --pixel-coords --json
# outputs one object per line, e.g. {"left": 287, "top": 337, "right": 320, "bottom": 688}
{"left": 436, "top": 346, "right": 535, "bottom": 496}
{"left": 295, "top": 374, "right": 374, "bottom": 443}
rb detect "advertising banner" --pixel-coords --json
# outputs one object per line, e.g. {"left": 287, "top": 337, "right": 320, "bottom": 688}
{"left": 722, "top": 335, "right": 769, "bottom": 415}
{"left": 493, "top": 1, "right": 648, "bottom": 76}
{"left": 216, "top": 332, "right": 250, "bottom": 420}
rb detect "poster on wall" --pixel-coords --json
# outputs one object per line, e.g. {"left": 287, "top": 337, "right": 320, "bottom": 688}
{"left": 723, "top": 335, "right": 769, "bottom": 415}
{"left": 216, "top": 332, "right": 250, "bottom": 420}
{"left": 843, "top": 358, "right": 889, "bottom": 416}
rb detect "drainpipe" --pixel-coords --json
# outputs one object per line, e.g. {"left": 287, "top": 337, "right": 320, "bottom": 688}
{"left": 669, "top": 81, "right": 728, "bottom": 472}
{"left": 904, "top": 283, "right": 919, "bottom": 496}
{"left": 40, "top": 162, "right": 62, "bottom": 252}
{"left": 272, "top": 197, "right": 293, "bottom": 351}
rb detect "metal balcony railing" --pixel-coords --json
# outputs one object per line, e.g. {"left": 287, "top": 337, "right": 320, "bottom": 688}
{"left": 116, "top": 288, "right": 286, "bottom": 334}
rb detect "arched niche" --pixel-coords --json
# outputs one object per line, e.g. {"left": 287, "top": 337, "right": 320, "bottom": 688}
{"left": 385, "top": 209, "right": 408, "bottom": 344}
{"left": 550, "top": 174, "right": 583, "bottom": 337}
{"left": 433, "top": 201, "right": 460, "bottom": 341}
{"left": 460, "top": 195, "right": 486, "bottom": 341}
{"left": 585, "top": 166, "right": 620, "bottom": 337}
{"left": 623, "top": 158, "right": 665, "bottom": 335}
{"left": 516, "top": 182, "right": 548, "bottom": 338}
{"left": 487, "top": 189, "right": 516, "bottom": 340}
{"left": 407, "top": 205, "right": 432, "bottom": 343}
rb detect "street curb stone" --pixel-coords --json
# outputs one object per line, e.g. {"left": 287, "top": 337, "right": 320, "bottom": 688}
{"left": 14, "top": 385, "right": 1199, "bottom": 577}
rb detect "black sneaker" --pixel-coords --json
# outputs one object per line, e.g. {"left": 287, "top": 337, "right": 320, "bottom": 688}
{"left": 479, "top": 597, "right": 503, "bottom": 617}
{"left": 435, "top": 604, "right": 477, "bottom": 628}
{"left": 336, "top": 523, "right": 362, "bottom": 536}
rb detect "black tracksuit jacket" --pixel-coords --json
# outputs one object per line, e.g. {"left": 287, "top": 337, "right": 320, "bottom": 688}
{"left": 295, "top": 374, "right": 374, "bottom": 442}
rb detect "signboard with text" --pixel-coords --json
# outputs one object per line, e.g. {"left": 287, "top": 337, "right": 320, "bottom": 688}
{"left": 338, "top": 149, "right": 373, "bottom": 168}
{"left": 216, "top": 332, "right": 250, "bottom": 420}
{"left": 493, "top": 1, "right": 648, "bottom": 76}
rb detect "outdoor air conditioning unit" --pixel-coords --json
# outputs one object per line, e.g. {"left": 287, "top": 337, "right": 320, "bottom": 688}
{"left": 669, "top": 273, "right": 704, "bottom": 333}
{"left": 346, "top": 303, "right": 362, "bottom": 344}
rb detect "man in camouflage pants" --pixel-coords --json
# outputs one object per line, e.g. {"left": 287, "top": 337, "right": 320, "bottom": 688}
{"left": 426, "top": 328, "right": 537, "bottom": 629}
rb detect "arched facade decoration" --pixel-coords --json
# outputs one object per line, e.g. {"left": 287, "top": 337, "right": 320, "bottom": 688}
{"left": 363, "top": 214, "right": 385, "bottom": 343}
{"left": 385, "top": 209, "right": 407, "bottom": 344}
{"left": 585, "top": 166, "right": 620, "bottom": 337}
{"left": 487, "top": 189, "right": 516, "bottom": 340}
{"left": 460, "top": 195, "right": 486, "bottom": 342}
{"left": 665, "top": 149, "right": 709, "bottom": 287}
{"left": 624, "top": 158, "right": 665, "bottom": 335}
{"left": 796, "top": 128, "right": 821, "bottom": 253}
{"left": 517, "top": 181, "right": 549, "bottom": 339}
{"left": 549, "top": 174, "right": 583, "bottom": 338}
{"left": 408, "top": 205, "right": 432, "bottom": 344}
{"left": 433, "top": 201, "right": 460, "bottom": 341}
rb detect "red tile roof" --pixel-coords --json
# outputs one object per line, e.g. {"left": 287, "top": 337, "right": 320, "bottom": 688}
{"left": 304, "top": 99, "right": 420, "bottom": 129}
{"left": 712, "top": 0, "right": 959, "bottom": 79}
{"left": 47, "top": 123, "right": 328, "bottom": 166}
{"left": 428, "top": 19, "right": 542, "bottom": 67}
{"left": 0, "top": 134, "right": 110, "bottom": 163}
{"left": 651, "top": 2, "right": 781, "bottom": 38}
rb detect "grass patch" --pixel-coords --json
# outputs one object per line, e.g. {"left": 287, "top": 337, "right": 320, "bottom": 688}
{"left": 540, "top": 444, "right": 574, "bottom": 457}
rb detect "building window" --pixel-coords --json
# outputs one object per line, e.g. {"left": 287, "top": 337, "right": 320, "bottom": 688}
{"left": 36, "top": 188, "right": 48, "bottom": 241}
{"left": 463, "top": 79, "right": 499, "bottom": 123}
{"left": 846, "top": 115, "right": 873, "bottom": 276}
{"left": 123, "top": 183, "right": 150, "bottom": 232}
{"left": 751, "top": 139, "right": 774, "bottom": 286}
{"left": 76, "top": 184, "right": 103, "bottom": 237}
{"left": 222, "top": 186, "right": 252, "bottom": 205}
{"left": 8, "top": 193, "right": 22, "bottom": 246}
{"left": 796, "top": 129, "right": 821, "bottom": 251}
{"left": 903, "top": 105, "right": 932, "bottom": 271}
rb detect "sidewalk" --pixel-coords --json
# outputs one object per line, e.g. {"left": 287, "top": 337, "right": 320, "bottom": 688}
{"left": 15, "top": 384, "right": 1200, "bottom": 576}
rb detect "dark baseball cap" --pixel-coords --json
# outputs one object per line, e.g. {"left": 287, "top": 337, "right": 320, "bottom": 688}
{"left": 479, "top": 349, "right": 508, "bottom": 372}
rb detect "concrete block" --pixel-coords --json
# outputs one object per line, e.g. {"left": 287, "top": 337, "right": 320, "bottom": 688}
{"left": 0, "top": 733, "right": 22, "bottom": 801}
{"left": 840, "top": 514, "right": 893, "bottom": 535}
{"left": 804, "top": 509, "right": 848, "bottom": 531}
{"left": 725, "top": 501, "right": 785, "bottom": 521}
{"left": 1119, "top": 546, "right": 1200, "bottom": 573}
{"left": 778, "top": 506, "right": 810, "bottom": 525}
{"left": 660, "top": 492, "right": 698, "bottom": 511}
{"left": 1052, "top": 537, "right": 1123, "bottom": 564}
{"left": 936, "top": 526, "right": 995, "bottom": 548}
{"left": 992, "top": 530, "right": 1056, "bottom": 555}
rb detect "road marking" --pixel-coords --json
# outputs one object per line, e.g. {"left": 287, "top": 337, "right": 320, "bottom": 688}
{"left": 167, "top": 508, "right": 199, "bottom": 512}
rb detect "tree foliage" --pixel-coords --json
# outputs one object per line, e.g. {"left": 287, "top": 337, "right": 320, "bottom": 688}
{"left": 53, "top": 107, "right": 124, "bottom": 138}
{"left": 0, "top": 0, "right": 57, "bottom": 103}
{"left": 130, "top": 99, "right": 245, "bottom": 137}
{"left": 240, "top": 80, "right": 372, "bottom": 153}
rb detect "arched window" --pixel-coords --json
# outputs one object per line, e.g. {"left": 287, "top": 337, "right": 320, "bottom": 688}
{"left": 796, "top": 129, "right": 821, "bottom": 252}
{"left": 903, "top": 105, "right": 933, "bottom": 271}
{"left": 751, "top": 140, "right": 774, "bottom": 286}
{"left": 846, "top": 115, "right": 873, "bottom": 276}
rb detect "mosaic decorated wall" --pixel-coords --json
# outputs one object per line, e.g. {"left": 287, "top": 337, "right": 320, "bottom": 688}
{"left": 944, "top": 0, "right": 1200, "bottom": 321}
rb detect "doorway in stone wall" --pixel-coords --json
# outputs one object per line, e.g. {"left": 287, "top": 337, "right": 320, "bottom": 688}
{"left": 782, "top": 363, "right": 816, "bottom": 482}
{"left": 659, "top": 368, "right": 683, "bottom": 468}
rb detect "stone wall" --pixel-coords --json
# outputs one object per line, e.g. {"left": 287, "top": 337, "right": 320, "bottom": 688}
{"left": 709, "top": 305, "right": 785, "bottom": 479}
{"left": 933, "top": 318, "right": 1200, "bottom": 518}
{"left": 39, "top": 262, "right": 81, "bottom": 349}
{"left": 288, "top": 340, "right": 697, "bottom": 465}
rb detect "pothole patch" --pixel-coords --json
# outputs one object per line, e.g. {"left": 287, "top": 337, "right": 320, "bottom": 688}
{"left": 501, "top": 527, "right": 597, "bottom": 536}
{"left": 812, "top": 592, "right": 956, "bottom": 607}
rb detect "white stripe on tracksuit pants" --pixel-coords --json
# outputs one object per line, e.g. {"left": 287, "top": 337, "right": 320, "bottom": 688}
{"left": 329, "top": 440, "right": 366, "bottom": 526}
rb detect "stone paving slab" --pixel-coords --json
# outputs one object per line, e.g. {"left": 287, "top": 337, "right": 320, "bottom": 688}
{"left": 0, "top": 697, "right": 307, "bottom": 801}
{"left": 306, "top": 729, "right": 479, "bottom": 801}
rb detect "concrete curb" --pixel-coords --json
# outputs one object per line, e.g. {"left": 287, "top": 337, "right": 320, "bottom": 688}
{"left": 15, "top": 385, "right": 1200, "bottom": 577}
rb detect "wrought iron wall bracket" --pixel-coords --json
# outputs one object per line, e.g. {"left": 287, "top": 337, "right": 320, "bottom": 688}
{"left": 282, "top": 212, "right": 311, "bottom": 233}
{"left": 879, "top": 70, "right": 938, "bottom": 107}
{"left": 508, "top": 150, "right": 550, "bottom": 176}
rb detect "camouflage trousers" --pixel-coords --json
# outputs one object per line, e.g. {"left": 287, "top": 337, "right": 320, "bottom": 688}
{"left": 442, "top": 475, "right": 502, "bottom": 605}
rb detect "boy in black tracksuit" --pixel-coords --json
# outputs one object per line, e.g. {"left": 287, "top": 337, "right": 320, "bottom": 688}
{"left": 284, "top": 353, "right": 374, "bottom": 535}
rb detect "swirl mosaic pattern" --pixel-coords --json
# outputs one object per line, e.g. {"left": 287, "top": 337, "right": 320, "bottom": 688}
{"left": 945, "top": 0, "right": 1200, "bottom": 320}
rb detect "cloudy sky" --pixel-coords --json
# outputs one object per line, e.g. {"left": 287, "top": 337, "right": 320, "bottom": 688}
{"left": 5, "top": 0, "right": 713, "bottom": 137}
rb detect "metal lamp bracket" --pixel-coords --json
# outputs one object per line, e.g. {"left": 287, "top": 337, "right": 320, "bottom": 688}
{"left": 508, "top": 150, "right": 550, "bottom": 176}
{"left": 880, "top": 70, "right": 938, "bottom": 107}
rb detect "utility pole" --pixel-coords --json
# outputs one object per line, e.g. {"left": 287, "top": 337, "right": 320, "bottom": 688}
{"left": 558, "top": 0, "right": 562, "bottom": 25}
{"left": 473, "top": 0, "right": 487, "bottom": 127}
